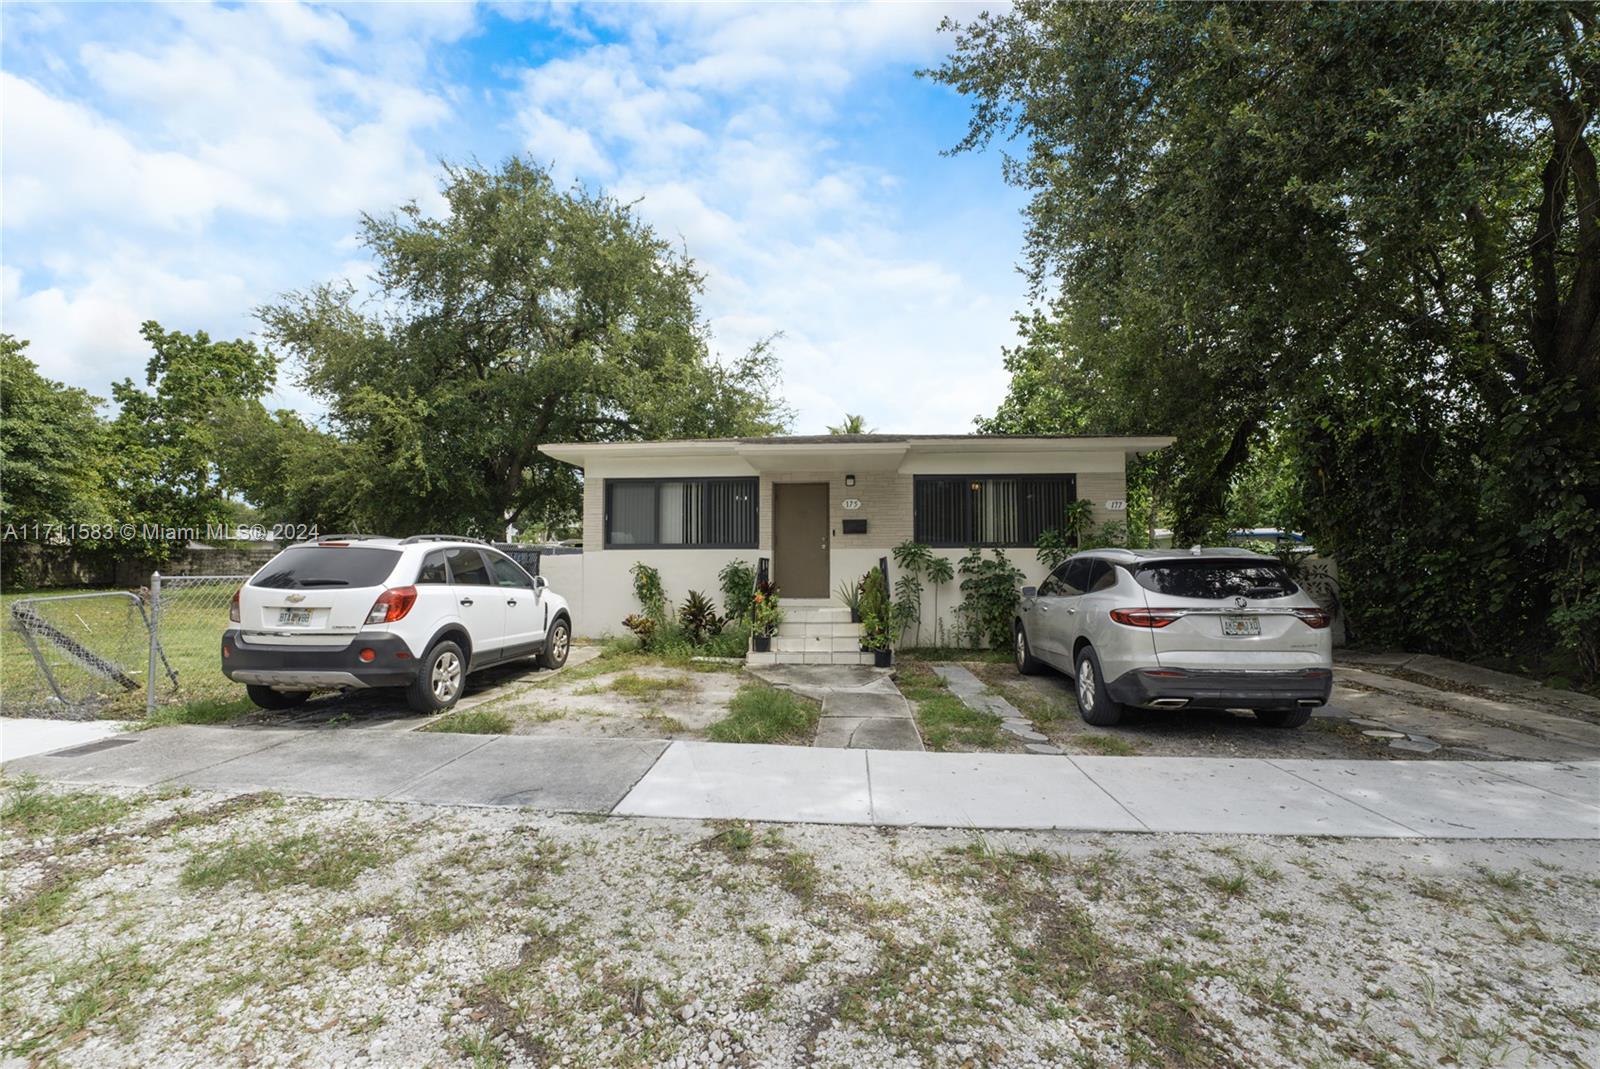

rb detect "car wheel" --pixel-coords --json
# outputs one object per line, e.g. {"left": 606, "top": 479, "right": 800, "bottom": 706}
{"left": 1073, "top": 646, "right": 1126, "bottom": 726}
{"left": 1254, "top": 707, "right": 1313, "bottom": 729}
{"left": 407, "top": 640, "right": 466, "bottom": 714}
{"left": 1014, "top": 622, "right": 1042, "bottom": 676}
{"left": 539, "top": 618, "right": 570, "bottom": 670}
{"left": 245, "top": 685, "right": 311, "bottom": 711}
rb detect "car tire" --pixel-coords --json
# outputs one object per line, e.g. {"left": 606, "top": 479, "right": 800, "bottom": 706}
{"left": 1254, "top": 707, "right": 1313, "bottom": 729}
{"left": 1073, "top": 645, "right": 1126, "bottom": 726}
{"left": 245, "top": 685, "right": 311, "bottom": 711}
{"left": 1014, "top": 622, "right": 1042, "bottom": 676}
{"left": 407, "top": 640, "right": 467, "bottom": 714}
{"left": 539, "top": 618, "right": 570, "bottom": 670}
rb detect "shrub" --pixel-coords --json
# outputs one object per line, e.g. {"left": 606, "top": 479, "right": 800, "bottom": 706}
{"left": 718, "top": 559, "right": 757, "bottom": 621}
{"left": 955, "top": 548, "right": 1024, "bottom": 649}
{"left": 630, "top": 562, "right": 667, "bottom": 620}
{"left": 678, "top": 590, "right": 728, "bottom": 644}
{"left": 622, "top": 613, "right": 658, "bottom": 647}
{"left": 859, "top": 566, "right": 893, "bottom": 651}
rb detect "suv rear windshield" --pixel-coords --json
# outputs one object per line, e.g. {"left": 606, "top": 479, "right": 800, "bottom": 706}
{"left": 1133, "top": 559, "right": 1298, "bottom": 600}
{"left": 251, "top": 546, "right": 401, "bottom": 589}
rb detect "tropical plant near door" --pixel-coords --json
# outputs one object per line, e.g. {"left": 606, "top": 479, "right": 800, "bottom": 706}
{"left": 955, "top": 548, "right": 1025, "bottom": 649}
{"left": 717, "top": 559, "right": 756, "bottom": 621}
{"left": 859, "top": 566, "right": 894, "bottom": 657}
{"left": 834, "top": 577, "right": 864, "bottom": 622}
{"left": 677, "top": 591, "right": 728, "bottom": 645}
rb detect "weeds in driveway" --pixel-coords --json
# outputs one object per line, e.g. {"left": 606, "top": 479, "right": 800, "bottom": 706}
{"left": 581, "top": 672, "right": 692, "bottom": 699}
{"left": 424, "top": 708, "right": 513, "bottom": 735}
{"left": 1, "top": 777, "right": 140, "bottom": 838}
{"left": 895, "top": 662, "right": 1004, "bottom": 751}
{"left": 142, "top": 696, "right": 253, "bottom": 728}
{"left": 181, "top": 829, "right": 388, "bottom": 892}
{"left": 706, "top": 683, "right": 818, "bottom": 744}
{"left": 1077, "top": 733, "right": 1140, "bottom": 756}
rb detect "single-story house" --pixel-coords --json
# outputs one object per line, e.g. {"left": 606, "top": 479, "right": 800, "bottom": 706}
{"left": 536, "top": 434, "right": 1174, "bottom": 657}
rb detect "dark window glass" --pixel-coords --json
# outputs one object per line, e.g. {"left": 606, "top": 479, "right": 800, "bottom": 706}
{"left": 416, "top": 550, "right": 449, "bottom": 584}
{"left": 445, "top": 548, "right": 491, "bottom": 585}
{"left": 488, "top": 554, "right": 533, "bottom": 588}
{"left": 1061, "top": 558, "right": 1092, "bottom": 595}
{"left": 1133, "top": 560, "right": 1299, "bottom": 600}
{"left": 604, "top": 478, "right": 758, "bottom": 549}
{"left": 251, "top": 546, "right": 400, "bottom": 589}
{"left": 1086, "top": 559, "right": 1117, "bottom": 593}
{"left": 913, "top": 475, "right": 1076, "bottom": 547}
{"left": 1037, "top": 560, "right": 1074, "bottom": 597}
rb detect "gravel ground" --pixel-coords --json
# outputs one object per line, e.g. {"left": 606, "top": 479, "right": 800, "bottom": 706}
{"left": 3, "top": 779, "right": 1596, "bottom": 1068}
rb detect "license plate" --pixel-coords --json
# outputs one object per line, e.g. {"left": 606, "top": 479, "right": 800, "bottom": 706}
{"left": 276, "top": 608, "right": 312, "bottom": 626}
{"left": 1221, "top": 615, "right": 1260, "bottom": 637}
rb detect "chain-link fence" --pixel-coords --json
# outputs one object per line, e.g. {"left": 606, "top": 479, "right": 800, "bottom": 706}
{"left": 146, "top": 573, "right": 248, "bottom": 714}
{"left": 6, "top": 591, "right": 155, "bottom": 720}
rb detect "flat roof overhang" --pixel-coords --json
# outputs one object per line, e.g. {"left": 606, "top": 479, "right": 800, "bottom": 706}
{"left": 537, "top": 435, "right": 1176, "bottom": 471}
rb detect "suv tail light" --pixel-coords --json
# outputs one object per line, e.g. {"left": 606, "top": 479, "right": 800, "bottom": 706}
{"left": 229, "top": 587, "right": 241, "bottom": 623}
{"left": 366, "top": 586, "right": 418, "bottom": 625}
{"left": 1109, "top": 607, "right": 1182, "bottom": 628}
{"left": 1293, "top": 607, "right": 1331, "bottom": 629}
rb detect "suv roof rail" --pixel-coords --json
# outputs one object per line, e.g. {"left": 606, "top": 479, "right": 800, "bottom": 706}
{"left": 305, "top": 533, "right": 386, "bottom": 542}
{"left": 399, "top": 534, "right": 490, "bottom": 545}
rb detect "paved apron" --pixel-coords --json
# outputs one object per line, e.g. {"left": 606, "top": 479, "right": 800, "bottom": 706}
{"left": 5, "top": 724, "right": 1596, "bottom": 838}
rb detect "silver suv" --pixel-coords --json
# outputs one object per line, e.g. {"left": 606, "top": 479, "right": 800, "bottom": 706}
{"left": 1013, "top": 548, "right": 1333, "bottom": 728}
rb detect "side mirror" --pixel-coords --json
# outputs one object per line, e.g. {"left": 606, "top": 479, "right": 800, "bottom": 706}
{"left": 1021, "top": 586, "right": 1037, "bottom": 599}
{"left": 534, "top": 575, "right": 549, "bottom": 592}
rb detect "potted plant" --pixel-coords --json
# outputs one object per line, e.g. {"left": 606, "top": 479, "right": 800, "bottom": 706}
{"left": 858, "top": 566, "right": 893, "bottom": 667}
{"left": 751, "top": 584, "right": 783, "bottom": 652}
{"left": 835, "top": 577, "right": 864, "bottom": 623}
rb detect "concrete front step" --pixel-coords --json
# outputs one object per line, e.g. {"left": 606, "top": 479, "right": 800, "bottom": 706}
{"left": 748, "top": 650, "right": 881, "bottom": 666}
{"left": 781, "top": 605, "right": 854, "bottom": 625}
{"left": 775, "top": 621, "right": 862, "bottom": 640}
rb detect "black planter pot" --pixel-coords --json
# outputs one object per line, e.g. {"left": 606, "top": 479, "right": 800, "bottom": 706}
{"left": 849, "top": 609, "right": 861, "bottom": 623}
{"left": 752, "top": 635, "right": 772, "bottom": 652}
{"left": 872, "top": 649, "right": 893, "bottom": 668}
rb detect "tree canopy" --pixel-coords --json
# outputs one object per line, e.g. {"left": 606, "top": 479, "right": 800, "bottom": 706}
{"left": 257, "top": 158, "right": 790, "bottom": 537}
{"left": 0, "top": 335, "right": 114, "bottom": 531}
{"left": 932, "top": 1, "right": 1600, "bottom": 677}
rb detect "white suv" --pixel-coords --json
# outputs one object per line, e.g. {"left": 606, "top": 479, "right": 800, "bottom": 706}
{"left": 1014, "top": 548, "right": 1333, "bottom": 728}
{"left": 221, "top": 535, "right": 573, "bottom": 713}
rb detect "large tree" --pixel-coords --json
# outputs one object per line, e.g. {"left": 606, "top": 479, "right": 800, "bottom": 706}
{"left": 259, "top": 158, "right": 790, "bottom": 538}
{"left": 0, "top": 335, "right": 115, "bottom": 531}
{"left": 933, "top": 2, "right": 1600, "bottom": 675}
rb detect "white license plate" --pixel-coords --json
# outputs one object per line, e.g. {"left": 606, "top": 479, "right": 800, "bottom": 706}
{"left": 276, "top": 608, "right": 312, "bottom": 626}
{"left": 1221, "top": 615, "right": 1260, "bottom": 637}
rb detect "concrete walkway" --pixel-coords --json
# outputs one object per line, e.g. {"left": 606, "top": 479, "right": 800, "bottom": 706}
{"left": 934, "top": 664, "right": 1061, "bottom": 754}
{"left": 748, "top": 664, "right": 923, "bottom": 751}
{"left": 0, "top": 718, "right": 135, "bottom": 762}
{"left": 5, "top": 724, "right": 1596, "bottom": 839}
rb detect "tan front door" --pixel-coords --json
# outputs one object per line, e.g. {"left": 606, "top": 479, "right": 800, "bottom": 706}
{"left": 774, "top": 483, "right": 830, "bottom": 598}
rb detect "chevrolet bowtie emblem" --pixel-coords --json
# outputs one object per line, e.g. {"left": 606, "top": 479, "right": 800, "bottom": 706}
{"left": 286, "top": 594, "right": 306, "bottom": 604}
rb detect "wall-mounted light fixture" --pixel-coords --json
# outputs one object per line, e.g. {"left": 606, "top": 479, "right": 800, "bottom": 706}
{"left": 845, "top": 473, "right": 856, "bottom": 487}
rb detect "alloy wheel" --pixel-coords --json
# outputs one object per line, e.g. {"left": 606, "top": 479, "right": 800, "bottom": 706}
{"left": 432, "top": 651, "right": 462, "bottom": 702}
{"left": 1015, "top": 629, "right": 1026, "bottom": 667}
{"left": 552, "top": 624, "right": 569, "bottom": 661}
{"left": 1077, "top": 658, "right": 1095, "bottom": 711}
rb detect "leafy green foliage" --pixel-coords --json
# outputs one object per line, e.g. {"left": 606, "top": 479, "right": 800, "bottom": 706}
{"left": 955, "top": 548, "right": 1024, "bottom": 650}
{"left": 717, "top": 559, "right": 756, "bottom": 621}
{"left": 630, "top": 562, "right": 667, "bottom": 620}
{"left": 826, "top": 414, "right": 875, "bottom": 434}
{"left": 859, "top": 566, "right": 893, "bottom": 652}
{"left": 834, "top": 576, "right": 864, "bottom": 617}
{"left": 676, "top": 590, "right": 728, "bottom": 645}
{"left": 932, "top": 4, "right": 1600, "bottom": 678}
{"left": 752, "top": 588, "right": 784, "bottom": 638}
{"left": 0, "top": 337, "right": 116, "bottom": 534}
{"left": 258, "top": 157, "right": 791, "bottom": 537}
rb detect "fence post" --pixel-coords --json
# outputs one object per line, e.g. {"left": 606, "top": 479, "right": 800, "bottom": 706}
{"left": 146, "top": 570, "right": 161, "bottom": 718}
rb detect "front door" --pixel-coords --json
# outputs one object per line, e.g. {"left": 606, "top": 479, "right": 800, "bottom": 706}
{"left": 774, "top": 482, "right": 830, "bottom": 598}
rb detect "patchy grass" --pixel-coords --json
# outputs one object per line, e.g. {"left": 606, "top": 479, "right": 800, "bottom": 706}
{"left": 180, "top": 829, "right": 388, "bottom": 892}
{"left": 579, "top": 672, "right": 692, "bottom": 700}
{"left": 1, "top": 778, "right": 139, "bottom": 838}
{"left": 424, "top": 708, "right": 513, "bottom": 735}
{"left": 1076, "top": 733, "right": 1140, "bottom": 756}
{"left": 895, "top": 662, "right": 1005, "bottom": 751}
{"left": 141, "top": 695, "right": 253, "bottom": 729}
{"left": 899, "top": 646, "right": 1012, "bottom": 664}
{"left": 706, "top": 683, "right": 818, "bottom": 744}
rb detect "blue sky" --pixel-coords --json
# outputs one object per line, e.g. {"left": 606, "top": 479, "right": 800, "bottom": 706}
{"left": 1, "top": 1, "right": 1029, "bottom": 434}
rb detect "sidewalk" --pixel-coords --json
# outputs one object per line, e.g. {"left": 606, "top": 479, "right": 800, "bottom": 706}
{"left": 5, "top": 724, "right": 1595, "bottom": 838}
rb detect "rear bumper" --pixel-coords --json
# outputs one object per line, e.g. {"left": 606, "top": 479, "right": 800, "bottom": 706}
{"left": 1107, "top": 667, "right": 1333, "bottom": 711}
{"left": 220, "top": 629, "right": 418, "bottom": 690}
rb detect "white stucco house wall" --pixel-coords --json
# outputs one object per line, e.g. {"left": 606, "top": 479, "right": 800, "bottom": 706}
{"left": 536, "top": 434, "right": 1174, "bottom": 645}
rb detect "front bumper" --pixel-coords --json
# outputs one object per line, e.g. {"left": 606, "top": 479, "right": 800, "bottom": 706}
{"left": 220, "top": 629, "right": 419, "bottom": 690}
{"left": 1106, "top": 667, "right": 1333, "bottom": 711}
